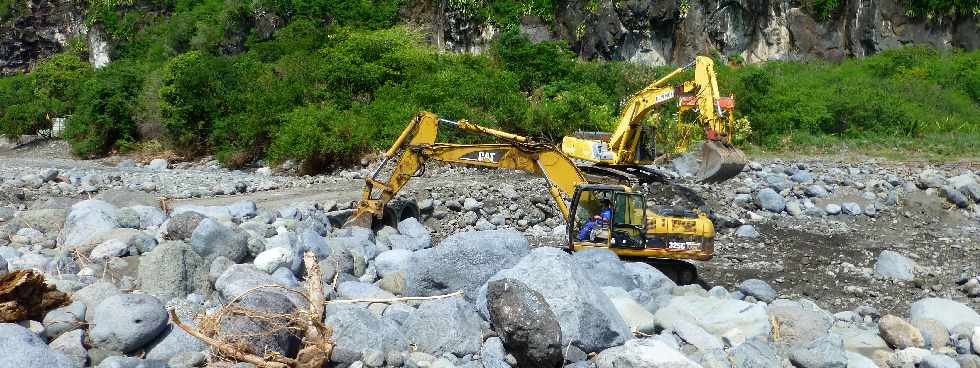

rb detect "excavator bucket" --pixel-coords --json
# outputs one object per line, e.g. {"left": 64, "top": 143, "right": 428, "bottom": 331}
{"left": 699, "top": 140, "right": 747, "bottom": 183}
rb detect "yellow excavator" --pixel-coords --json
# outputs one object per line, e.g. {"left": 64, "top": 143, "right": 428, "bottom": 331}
{"left": 561, "top": 56, "right": 747, "bottom": 184}
{"left": 345, "top": 112, "right": 714, "bottom": 282}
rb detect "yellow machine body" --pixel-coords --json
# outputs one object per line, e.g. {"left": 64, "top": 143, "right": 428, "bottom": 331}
{"left": 560, "top": 56, "right": 747, "bottom": 183}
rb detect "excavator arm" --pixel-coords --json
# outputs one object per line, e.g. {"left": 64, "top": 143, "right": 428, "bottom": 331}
{"left": 345, "top": 112, "right": 588, "bottom": 228}
{"left": 562, "top": 56, "right": 746, "bottom": 183}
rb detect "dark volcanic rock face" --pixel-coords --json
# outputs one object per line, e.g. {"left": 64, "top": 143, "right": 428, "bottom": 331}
{"left": 0, "top": 0, "right": 86, "bottom": 75}
{"left": 404, "top": 0, "right": 978, "bottom": 65}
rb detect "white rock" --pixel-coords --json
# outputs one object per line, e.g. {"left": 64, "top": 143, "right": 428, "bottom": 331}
{"left": 148, "top": 159, "right": 169, "bottom": 170}
{"left": 594, "top": 338, "right": 701, "bottom": 368}
{"left": 254, "top": 247, "right": 296, "bottom": 274}
{"left": 257, "top": 167, "right": 273, "bottom": 176}
{"left": 90, "top": 239, "right": 128, "bottom": 261}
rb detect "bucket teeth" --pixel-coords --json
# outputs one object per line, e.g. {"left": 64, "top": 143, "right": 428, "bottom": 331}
{"left": 699, "top": 140, "right": 746, "bottom": 183}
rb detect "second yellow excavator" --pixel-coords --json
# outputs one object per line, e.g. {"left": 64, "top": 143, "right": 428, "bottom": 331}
{"left": 561, "top": 56, "right": 747, "bottom": 184}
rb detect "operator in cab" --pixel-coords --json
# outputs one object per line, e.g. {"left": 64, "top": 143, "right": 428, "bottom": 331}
{"left": 577, "top": 199, "right": 613, "bottom": 241}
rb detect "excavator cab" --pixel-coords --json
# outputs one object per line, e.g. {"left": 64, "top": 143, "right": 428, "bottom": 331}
{"left": 569, "top": 185, "right": 647, "bottom": 249}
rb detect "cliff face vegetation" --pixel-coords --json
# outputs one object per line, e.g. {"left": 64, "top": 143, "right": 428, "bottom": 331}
{"left": 0, "top": 0, "right": 978, "bottom": 167}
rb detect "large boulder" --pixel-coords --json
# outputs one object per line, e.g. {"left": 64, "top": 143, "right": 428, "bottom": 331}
{"left": 72, "top": 282, "right": 121, "bottom": 322}
{"left": 874, "top": 250, "right": 916, "bottom": 281}
{"left": 63, "top": 200, "right": 118, "bottom": 249}
{"left": 732, "top": 338, "right": 782, "bottom": 368}
{"left": 910, "top": 298, "right": 980, "bottom": 331}
{"left": 137, "top": 241, "right": 206, "bottom": 301}
{"left": 42, "top": 302, "right": 86, "bottom": 339}
{"left": 164, "top": 212, "right": 206, "bottom": 241}
{"left": 755, "top": 188, "right": 786, "bottom": 213}
{"left": 478, "top": 247, "right": 631, "bottom": 353}
{"left": 878, "top": 315, "right": 924, "bottom": 349}
{"left": 571, "top": 249, "right": 637, "bottom": 290}
{"left": 486, "top": 278, "right": 562, "bottom": 368}
{"left": 768, "top": 299, "right": 834, "bottom": 348}
{"left": 400, "top": 296, "right": 483, "bottom": 356}
{"left": 49, "top": 329, "right": 87, "bottom": 368}
{"left": 118, "top": 206, "right": 166, "bottom": 230}
{"left": 0, "top": 323, "right": 75, "bottom": 368}
{"left": 374, "top": 249, "right": 413, "bottom": 276}
{"left": 789, "top": 333, "right": 847, "bottom": 368}
{"left": 13, "top": 208, "right": 67, "bottom": 233}
{"left": 336, "top": 281, "right": 395, "bottom": 300}
{"left": 323, "top": 305, "right": 408, "bottom": 364}
{"left": 89, "top": 294, "right": 169, "bottom": 353}
{"left": 404, "top": 230, "right": 530, "bottom": 301}
{"left": 624, "top": 262, "right": 675, "bottom": 297}
{"left": 654, "top": 295, "right": 771, "bottom": 342}
{"left": 601, "top": 287, "right": 657, "bottom": 334}
{"left": 738, "top": 279, "right": 777, "bottom": 303}
{"left": 217, "top": 290, "right": 299, "bottom": 358}
{"left": 214, "top": 264, "right": 306, "bottom": 308}
{"left": 95, "top": 190, "right": 158, "bottom": 208}
{"left": 189, "top": 219, "right": 248, "bottom": 262}
{"left": 145, "top": 322, "right": 207, "bottom": 362}
{"left": 594, "top": 338, "right": 701, "bottom": 368}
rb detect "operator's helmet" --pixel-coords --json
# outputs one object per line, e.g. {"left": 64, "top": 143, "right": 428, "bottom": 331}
{"left": 593, "top": 215, "right": 603, "bottom": 222}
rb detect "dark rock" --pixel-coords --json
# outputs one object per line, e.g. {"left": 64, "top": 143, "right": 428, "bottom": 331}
{"left": 487, "top": 278, "right": 563, "bottom": 368}
{"left": 137, "top": 241, "right": 206, "bottom": 300}
{"left": 189, "top": 219, "right": 248, "bottom": 262}
{"left": 165, "top": 212, "right": 206, "bottom": 241}
{"left": 217, "top": 290, "right": 299, "bottom": 358}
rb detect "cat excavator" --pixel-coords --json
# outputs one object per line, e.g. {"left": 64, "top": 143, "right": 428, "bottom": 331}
{"left": 345, "top": 111, "right": 714, "bottom": 282}
{"left": 561, "top": 56, "right": 747, "bottom": 184}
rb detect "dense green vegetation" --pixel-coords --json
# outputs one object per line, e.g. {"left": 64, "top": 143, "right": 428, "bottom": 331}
{"left": 1, "top": 0, "right": 978, "bottom": 169}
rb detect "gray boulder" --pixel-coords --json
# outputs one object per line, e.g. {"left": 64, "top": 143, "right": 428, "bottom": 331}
{"left": 825, "top": 204, "right": 842, "bottom": 215}
{"left": 89, "top": 294, "right": 169, "bottom": 353}
{"left": 478, "top": 247, "right": 630, "bottom": 353}
{"left": 390, "top": 218, "right": 431, "bottom": 251}
{"left": 624, "top": 262, "right": 675, "bottom": 297}
{"left": 572, "top": 249, "right": 637, "bottom": 290}
{"left": 806, "top": 185, "right": 829, "bottom": 197}
{"left": 602, "top": 286, "right": 656, "bottom": 334}
{"left": 673, "top": 319, "right": 724, "bottom": 350}
{"left": 217, "top": 290, "right": 299, "bottom": 358}
{"left": 789, "top": 333, "right": 847, "bottom": 368}
{"left": 138, "top": 241, "right": 206, "bottom": 300}
{"left": 337, "top": 281, "right": 395, "bottom": 300}
{"left": 374, "top": 249, "right": 413, "bottom": 275}
{"left": 148, "top": 159, "right": 169, "bottom": 170}
{"left": 878, "top": 314, "right": 924, "bottom": 349}
{"left": 841, "top": 202, "right": 862, "bottom": 215}
{"left": 755, "top": 188, "right": 786, "bottom": 213}
{"left": 910, "top": 298, "right": 980, "bottom": 331}
{"left": 72, "top": 282, "right": 122, "bottom": 322}
{"left": 654, "top": 295, "right": 771, "bottom": 342}
{"left": 323, "top": 305, "right": 408, "bottom": 364}
{"left": 738, "top": 279, "right": 777, "bottom": 302}
{"left": 49, "top": 329, "right": 87, "bottom": 368}
{"left": 916, "top": 169, "right": 945, "bottom": 189}
{"left": 189, "top": 218, "right": 248, "bottom": 262}
{"left": 765, "top": 174, "right": 794, "bottom": 191}
{"left": 13, "top": 208, "right": 67, "bottom": 233}
{"left": 486, "top": 279, "right": 562, "bottom": 368}
{"left": 96, "top": 356, "right": 167, "bottom": 368}
{"left": 214, "top": 264, "right": 306, "bottom": 308}
{"left": 768, "top": 299, "right": 834, "bottom": 348}
{"left": 921, "top": 354, "right": 960, "bottom": 368}
{"left": 42, "top": 301, "right": 86, "bottom": 339}
{"left": 594, "top": 338, "right": 701, "bottom": 368}
{"left": 874, "top": 250, "right": 916, "bottom": 282}
{"left": 120, "top": 206, "right": 166, "bottom": 230}
{"left": 144, "top": 322, "right": 207, "bottom": 362}
{"left": 404, "top": 230, "right": 530, "bottom": 300}
{"left": 164, "top": 212, "right": 206, "bottom": 241}
{"left": 942, "top": 185, "right": 970, "bottom": 208}
{"left": 734, "top": 224, "right": 760, "bottom": 238}
{"left": 63, "top": 200, "right": 119, "bottom": 249}
{"left": 401, "top": 296, "right": 483, "bottom": 356}
{"left": 732, "top": 338, "right": 781, "bottom": 368}
{"left": 914, "top": 319, "right": 951, "bottom": 349}
{"left": 0, "top": 323, "right": 75, "bottom": 368}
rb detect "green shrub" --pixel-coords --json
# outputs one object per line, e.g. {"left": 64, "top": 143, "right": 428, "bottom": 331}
{"left": 158, "top": 50, "right": 235, "bottom": 152}
{"left": 267, "top": 103, "right": 373, "bottom": 172}
{"left": 65, "top": 61, "right": 145, "bottom": 157}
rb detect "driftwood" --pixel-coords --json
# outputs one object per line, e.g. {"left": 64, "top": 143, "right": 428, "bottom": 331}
{"left": 169, "top": 308, "right": 293, "bottom": 368}
{"left": 172, "top": 251, "right": 333, "bottom": 368}
{"left": 0, "top": 269, "right": 69, "bottom": 322}
{"left": 324, "top": 290, "right": 464, "bottom": 305}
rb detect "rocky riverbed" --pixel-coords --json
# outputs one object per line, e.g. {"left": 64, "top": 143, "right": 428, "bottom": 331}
{"left": 0, "top": 139, "right": 978, "bottom": 368}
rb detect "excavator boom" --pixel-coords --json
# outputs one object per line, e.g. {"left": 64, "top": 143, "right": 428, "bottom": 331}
{"left": 561, "top": 56, "right": 747, "bottom": 183}
{"left": 345, "top": 111, "right": 716, "bottom": 264}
